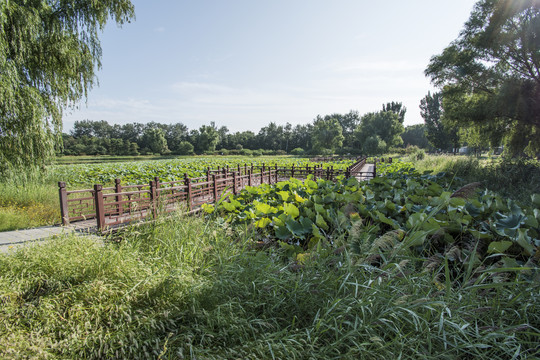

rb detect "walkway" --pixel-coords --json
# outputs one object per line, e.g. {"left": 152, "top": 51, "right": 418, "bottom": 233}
{"left": 0, "top": 221, "right": 96, "bottom": 253}
{"left": 0, "top": 163, "right": 376, "bottom": 252}
{"left": 357, "top": 163, "right": 375, "bottom": 180}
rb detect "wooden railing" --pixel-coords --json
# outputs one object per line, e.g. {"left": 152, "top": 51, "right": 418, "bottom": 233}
{"left": 59, "top": 158, "right": 375, "bottom": 231}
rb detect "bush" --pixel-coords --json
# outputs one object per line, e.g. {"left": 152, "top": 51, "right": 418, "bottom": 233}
{"left": 290, "top": 148, "right": 304, "bottom": 155}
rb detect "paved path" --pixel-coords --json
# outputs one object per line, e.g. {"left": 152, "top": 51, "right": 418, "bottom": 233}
{"left": 356, "top": 163, "right": 375, "bottom": 180}
{"left": 0, "top": 221, "right": 97, "bottom": 253}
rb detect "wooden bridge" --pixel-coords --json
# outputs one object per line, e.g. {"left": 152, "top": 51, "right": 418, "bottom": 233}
{"left": 58, "top": 158, "right": 377, "bottom": 232}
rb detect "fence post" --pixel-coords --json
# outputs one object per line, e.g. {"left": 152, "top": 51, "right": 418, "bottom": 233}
{"left": 248, "top": 169, "right": 252, "bottom": 186}
{"left": 114, "top": 178, "right": 123, "bottom": 216}
{"left": 233, "top": 171, "right": 238, "bottom": 195}
{"left": 94, "top": 184, "right": 105, "bottom": 231}
{"left": 373, "top": 163, "right": 377, "bottom": 178}
{"left": 149, "top": 180, "right": 157, "bottom": 219}
{"left": 260, "top": 167, "right": 265, "bottom": 184}
{"left": 58, "top": 182, "right": 69, "bottom": 225}
{"left": 213, "top": 174, "right": 218, "bottom": 202}
{"left": 184, "top": 173, "right": 192, "bottom": 212}
{"left": 275, "top": 164, "right": 278, "bottom": 183}
{"left": 291, "top": 164, "right": 295, "bottom": 179}
{"left": 244, "top": 163, "right": 247, "bottom": 176}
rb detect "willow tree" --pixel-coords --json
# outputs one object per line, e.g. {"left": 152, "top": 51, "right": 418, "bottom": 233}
{"left": 0, "top": 0, "right": 135, "bottom": 175}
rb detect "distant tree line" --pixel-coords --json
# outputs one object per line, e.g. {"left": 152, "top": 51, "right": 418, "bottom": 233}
{"left": 60, "top": 102, "right": 434, "bottom": 157}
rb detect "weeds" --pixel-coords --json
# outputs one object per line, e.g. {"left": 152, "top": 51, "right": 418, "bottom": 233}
{"left": 1, "top": 213, "right": 538, "bottom": 359}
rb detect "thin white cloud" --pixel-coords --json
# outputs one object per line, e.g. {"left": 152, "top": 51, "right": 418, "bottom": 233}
{"left": 153, "top": 26, "right": 166, "bottom": 33}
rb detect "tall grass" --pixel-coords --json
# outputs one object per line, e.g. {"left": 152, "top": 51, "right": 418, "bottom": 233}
{"left": 0, "top": 181, "right": 59, "bottom": 231}
{"left": 414, "top": 155, "right": 540, "bottom": 205}
{"left": 1, "top": 214, "right": 538, "bottom": 359}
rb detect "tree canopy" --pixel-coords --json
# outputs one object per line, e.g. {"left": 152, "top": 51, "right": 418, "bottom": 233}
{"left": 425, "top": 0, "right": 540, "bottom": 156}
{"left": 420, "top": 91, "right": 460, "bottom": 151}
{"left": 311, "top": 116, "right": 345, "bottom": 153}
{"left": 0, "top": 0, "right": 135, "bottom": 175}
{"left": 355, "top": 111, "right": 404, "bottom": 154}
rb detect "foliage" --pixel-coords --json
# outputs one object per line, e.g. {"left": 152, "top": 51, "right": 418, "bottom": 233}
{"left": 401, "top": 124, "right": 430, "bottom": 149}
{"left": 362, "top": 135, "right": 387, "bottom": 155}
{"left": 195, "top": 123, "right": 220, "bottom": 153}
{"left": 312, "top": 116, "right": 345, "bottom": 152}
{"left": 355, "top": 111, "right": 404, "bottom": 153}
{"left": 415, "top": 155, "right": 540, "bottom": 206}
{"left": 1, "top": 215, "right": 539, "bottom": 359}
{"left": 141, "top": 128, "right": 169, "bottom": 155}
{"left": 51, "top": 156, "right": 353, "bottom": 186}
{"left": 0, "top": 0, "right": 135, "bottom": 175}
{"left": 426, "top": 0, "right": 540, "bottom": 156}
{"left": 205, "top": 163, "right": 539, "bottom": 280}
{"left": 420, "top": 91, "right": 459, "bottom": 151}
{"left": 382, "top": 101, "right": 406, "bottom": 124}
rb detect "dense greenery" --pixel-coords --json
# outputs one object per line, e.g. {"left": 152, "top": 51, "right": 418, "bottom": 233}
{"left": 205, "top": 161, "right": 539, "bottom": 277}
{"left": 0, "top": 156, "right": 353, "bottom": 231}
{"left": 60, "top": 103, "right": 415, "bottom": 157}
{"left": 53, "top": 156, "right": 353, "bottom": 186}
{"left": 1, "top": 163, "right": 538, "bottom": 358}
{"left": 420, "top": 92, "right": 459, "bottom": 152}
{"left": 0, "top": 0, "right": 135, "bottom": 176}
{"left": 426, "top": 0, "right": 540, "bottom": 156}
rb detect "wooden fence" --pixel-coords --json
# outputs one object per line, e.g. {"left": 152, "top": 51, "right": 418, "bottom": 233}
{"left": 59, "top": 157, "right": 375, "bottom": 231}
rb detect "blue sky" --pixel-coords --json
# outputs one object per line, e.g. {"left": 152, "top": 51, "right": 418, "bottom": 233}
{"left": 63, "top": 0, "right": 477, "bottom": 133}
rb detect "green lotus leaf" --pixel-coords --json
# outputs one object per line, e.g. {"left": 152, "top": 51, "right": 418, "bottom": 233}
{"left": 305, "top": 179, "right": 318, "bottom": 189}
{"left": 495, "top": 213, "right": 525, "bottom": 230}
{"left": 487, "top": 240, "right": 513, "bottom": 254}
{"left": 201, "top": 203, "right": 214, "bottom": 214}
{"left": 277, "top": 191, "right": 290, "bottom": 201}
{"left": 275, "top": 225, "right": 292, "bottom": 240}
{"left": 283, "top": 203, "right": 300, "bottom": 218}
{"left": 255, "top": 202, "right": 274, "bottom": 215}
{"left": 532, "top": 194, "right": 540, "bottom": 207}
{"left": 316, "top": 213, "right": 329, "bottom": 230}
{"left": 255, "top": 217, "right": 272, "bottom": 228}
{"left": 222, "top": 202, "right": 236, "bottom": 212}
{"left": 516, "top": 229, "right": 535, "bottom": 256}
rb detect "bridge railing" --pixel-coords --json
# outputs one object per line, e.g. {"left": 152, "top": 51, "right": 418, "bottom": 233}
{"left": 59, "top": 161, "right": 376, "bottom": 231}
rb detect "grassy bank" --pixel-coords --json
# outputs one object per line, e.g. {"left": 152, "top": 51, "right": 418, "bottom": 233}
{"left": 1, "top": 214, "right": 538, "bottom": 359}
{"left": 409, "top": 155, "right": 540, "bottom": 206}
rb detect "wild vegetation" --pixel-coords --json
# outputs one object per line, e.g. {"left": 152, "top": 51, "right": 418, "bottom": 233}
{"left": 1, "top": 160, "right": 538, "bottom": 359}
{"left": 0, "top": 156, "right": 353, "bottom": 231}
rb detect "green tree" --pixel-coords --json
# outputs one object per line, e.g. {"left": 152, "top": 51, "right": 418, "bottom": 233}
{"left": 312, "top": 116, "right": 345, "bottom": 153}
{"left": 382, "top": 102, "right": 406, "bottom": 124}
{"left": 141, "top": 128, "right": 169, "bottom": 155}
{"left": 401, "top": 124, "right": 430, "bottom": 149}
{"left": 419, "top": 91, "right": 459, "bottom": 151}
{"left": 362, "top": 135, "right": 387, "bottom": 155}
{"left": 0, "top": 0, "right": 135, "bottom": 175}
{"left": 196, "top": 123, "right": 220, "bottom": 153}
{"left": 425, "top": 0, "right": 540, "bottom": 156}
{"left": 355, "top": 111, "right": 404, "bottom": 153}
